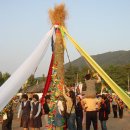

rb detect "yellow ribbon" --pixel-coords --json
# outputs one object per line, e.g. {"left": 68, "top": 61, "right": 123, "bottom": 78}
{"left": 61, "top": 26, "right": 130, "bottom": 108}
{"left": 60, "top": 27, "right": 66, "bottom": 49}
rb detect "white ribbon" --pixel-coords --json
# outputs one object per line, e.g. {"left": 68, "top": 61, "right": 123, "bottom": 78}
{"left": 0, "top": 27, "right": 54, "bottom": 111}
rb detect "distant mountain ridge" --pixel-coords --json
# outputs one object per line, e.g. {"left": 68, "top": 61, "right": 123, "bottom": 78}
{"left": 65, "top": 50, "right": 130, "bottom": 69}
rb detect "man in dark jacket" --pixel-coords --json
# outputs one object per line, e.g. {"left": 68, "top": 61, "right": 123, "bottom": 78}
{"left": 75, "top": 95, "right": 83, "bottom": 130}
{"left": 99, "top": 95, "right": 109, "bottom": 130}
{"left": 43, "top": 96, "right": 50, "bottom": 130}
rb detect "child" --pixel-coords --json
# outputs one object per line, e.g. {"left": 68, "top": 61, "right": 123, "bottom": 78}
{"left": 85, "top": 72, "right": 101, "bottom": 98}
{"left": 18, "top": 94, "right": 31, "bottom": 130}
{"left": 30, "top": 94, "right": 42, "bottom": 130}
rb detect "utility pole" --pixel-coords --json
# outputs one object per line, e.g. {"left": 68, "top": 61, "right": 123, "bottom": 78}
{"left": 76, "top": 73, "right": 79, "bottom": 85}
{"left": 127, "top": 67, "right": 130, "bottom": 92}
{"left": 128, "top": 73, "right": 129, "bottom": 92}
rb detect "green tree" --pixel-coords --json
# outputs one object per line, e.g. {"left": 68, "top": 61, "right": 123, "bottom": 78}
{"left": 105, "top": 65, "right": 128, "bottom": 90}
{"left": 2, "top": 72, "right": 10, "bottom": 82}
{"left": 0, "top": 72, "right": 11, "bottom": 86}
{"left": 0, "top": 72, "right": 4, "bottom": 86}
{"left": 65, "top": 66, "right": 80, "bottom": 86}
{"left": 27, "top": 74, "right": 36, "bottom": 86}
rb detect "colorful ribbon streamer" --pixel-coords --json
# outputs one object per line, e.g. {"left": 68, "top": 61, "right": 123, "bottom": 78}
{"left": 41, "top": 53, "right": 54, "bottom": 104}
{"left": 0, "top": 27, "right": 55, "bottom": 111}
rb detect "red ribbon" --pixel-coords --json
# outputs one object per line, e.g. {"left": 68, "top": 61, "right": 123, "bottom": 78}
{"left": 41, "top": 53, "right": 54, "bottom": 104}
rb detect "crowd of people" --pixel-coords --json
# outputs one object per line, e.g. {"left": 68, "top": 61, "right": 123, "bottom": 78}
{"left": 0, "top": 73, "right": 126, "bottom": 130}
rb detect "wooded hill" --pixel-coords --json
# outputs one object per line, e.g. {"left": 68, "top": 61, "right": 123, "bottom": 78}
{"left": 64, "top": 50, "right": 130, "bottom": 91}
{"left": 65, "top": 50, "right": 130, "bottom": 69}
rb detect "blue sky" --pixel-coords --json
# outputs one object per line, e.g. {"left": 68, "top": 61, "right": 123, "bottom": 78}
{"left": 0, "top": 0, "right": 130, "bottom": 77}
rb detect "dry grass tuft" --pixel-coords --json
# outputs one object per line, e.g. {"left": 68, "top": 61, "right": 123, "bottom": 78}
{"left": 49, "top": 3, "right": 67, "bottom": 26}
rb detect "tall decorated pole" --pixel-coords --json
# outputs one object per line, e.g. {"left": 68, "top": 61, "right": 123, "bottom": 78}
{"left": 49, "top": 4, "right": 67, "bottom": 83}
{"left": 47, "top": 4, "right": 67, "bottom": 129}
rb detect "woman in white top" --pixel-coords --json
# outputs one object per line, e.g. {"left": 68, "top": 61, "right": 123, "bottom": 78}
{"left": 30, "top": 94, "right": 42, "bottom": 130}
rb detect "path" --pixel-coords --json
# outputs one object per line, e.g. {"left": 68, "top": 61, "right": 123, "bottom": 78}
{"left": 0, "top": 110, "right": 130, "bottom": 130}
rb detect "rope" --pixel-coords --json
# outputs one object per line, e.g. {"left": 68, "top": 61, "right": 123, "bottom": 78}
{"left": 65, "top": 48, "right": 72, "bottom": 68}
{"left": 66, "top": 43, "right": 94, "bottom": 73}
{"left": 80, "top": 54, "right": 94, "bottom": 71}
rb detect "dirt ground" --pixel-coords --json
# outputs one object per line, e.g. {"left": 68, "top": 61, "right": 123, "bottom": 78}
{"left": 1, "top": 109, "right": 130, "bottom": 130}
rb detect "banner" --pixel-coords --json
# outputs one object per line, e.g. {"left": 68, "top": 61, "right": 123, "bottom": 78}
{"left": 62, "top": 26, "right": 130, "bottom": 108}
{"left": 0, "top": 27, "right": 54, "bottom": 111}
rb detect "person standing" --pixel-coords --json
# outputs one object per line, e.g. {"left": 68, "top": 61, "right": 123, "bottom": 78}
{"left": 75, "top": 95, "right": 83, "bottom": 130}
{"left": 81, "top": 97, "right": 99, "bottom": 130}
{"left": 118, "top": 99, "right": 124, "bottom": 119}
{"left": 54, "top": 94, "right": 65, "bottom": 130}
{"left": 81, "top": 72, "right": 101, "bottom": 130}
{"left": 30, "top": 94, "right": 42, "bottom": 130}
{"left": 105, "top": 94, "right": 111, "bottom": 116}
{"left": 112, "top": 96, "right": 118, "bottom": 118}
{"left": 43, "top": 96, "right": 50, "bottom": 130}
{"left": 99, "top": 95, "right": 109, "bottom": 130}
{"left": 18, "top": 94, "right": 31, "bottom": 130}
{"left": 63, "top": 86, "right": 76, "bottom": 130}
{"left": 2, "top": 102, "right": 13, "bottom": 130}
